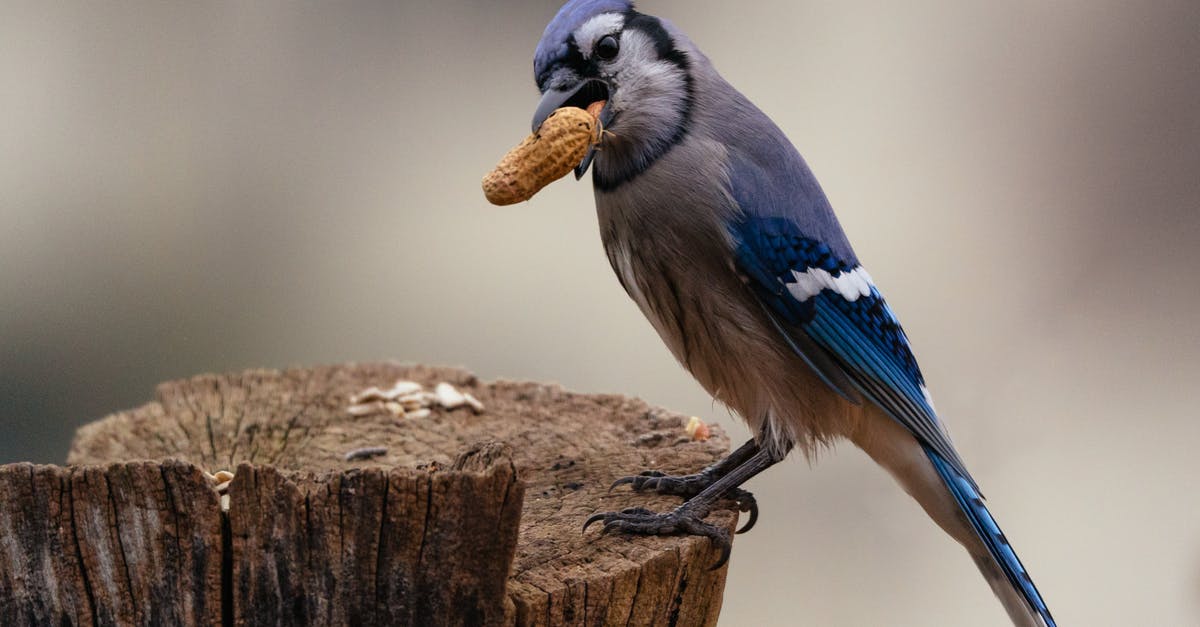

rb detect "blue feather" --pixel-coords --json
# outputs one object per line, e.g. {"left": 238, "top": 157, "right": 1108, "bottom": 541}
{"left": 732, "top": 214, "right": 1060, "bottom": 622}
{"left": 731, "top": 216, "right": 977, "bottom": 489}
{"left": 928, "top": 451, "right": 1057, "bottom": 626}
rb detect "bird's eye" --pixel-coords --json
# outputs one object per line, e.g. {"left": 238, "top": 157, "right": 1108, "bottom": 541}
{"left": 595, "top": 35, "right": 619, "bottom": 61}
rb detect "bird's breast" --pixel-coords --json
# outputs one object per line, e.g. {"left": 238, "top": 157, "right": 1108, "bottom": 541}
{"left": 594, "top": 139, "right": 737, "bottom": 345}
{"left": 595, "top": 171, "right": 752, "bottom": 394}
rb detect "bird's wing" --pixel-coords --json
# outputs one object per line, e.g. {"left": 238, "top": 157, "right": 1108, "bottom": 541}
{"left": 725, "top": 174, "right": 977, "bottom": 489}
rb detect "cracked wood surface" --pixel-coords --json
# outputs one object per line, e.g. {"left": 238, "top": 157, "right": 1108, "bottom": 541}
{"left": 5, "top": 363, "right": 736, "bottom": 625}
{"left": 226, "top": 442, "right": 522, "bottom": 626}
{"left": 0, "top": 461, "right": 223, "bottom": 626}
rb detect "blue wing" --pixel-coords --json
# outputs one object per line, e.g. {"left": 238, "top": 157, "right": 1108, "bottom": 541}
{"left": 711, "top": 121, "right": 975, "bottom": 484}
{"left": 732, "top": 213, "right": 1061, "bottom": 622}
{"left": 719, "top": 139, "right": 1056, "bottom": 622}
{"left": 732, "top": 214, "right": 1060, "bottom": 624}
{"left": 730, "top": 213, "right": 977, "bottom": 490}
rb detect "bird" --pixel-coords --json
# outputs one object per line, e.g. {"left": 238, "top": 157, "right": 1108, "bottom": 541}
{"left": 527, "top": 1, "right": 1055, "bottom": 625}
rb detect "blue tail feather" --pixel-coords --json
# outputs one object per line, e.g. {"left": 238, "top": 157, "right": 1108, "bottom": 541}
{"left": 927, "top": 450, "right": 1056, "bottom": 626}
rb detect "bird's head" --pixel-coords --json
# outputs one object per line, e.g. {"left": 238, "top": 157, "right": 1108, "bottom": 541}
{"left": 533, "top": 0, "right": 693, "bottom": 187}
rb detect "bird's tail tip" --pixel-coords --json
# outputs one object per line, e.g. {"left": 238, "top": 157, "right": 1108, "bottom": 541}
{"left": 927, "top": 451, "right": 1056, "bottom": 627}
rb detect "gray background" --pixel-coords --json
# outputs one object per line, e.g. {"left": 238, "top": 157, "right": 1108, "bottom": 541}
{"left": 3, "top": 1, "right": 1199, "bottom": 624}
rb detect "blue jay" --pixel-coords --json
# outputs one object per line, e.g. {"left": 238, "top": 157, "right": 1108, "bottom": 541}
{"left": 529, "top": 2, "right": 1054, "bottom": 625}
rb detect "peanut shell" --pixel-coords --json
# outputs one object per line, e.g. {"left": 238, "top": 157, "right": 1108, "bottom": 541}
{"left": 482, "top": 107, "right": 601, "bottom": 205}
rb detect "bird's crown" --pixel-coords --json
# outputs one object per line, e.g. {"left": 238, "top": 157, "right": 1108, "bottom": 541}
{"left": 534, "top": 0, "right": 634, "bottom": 86}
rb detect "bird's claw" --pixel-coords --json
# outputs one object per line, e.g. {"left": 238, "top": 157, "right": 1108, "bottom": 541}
{"left": 609, "top": 469, "right": 713, "bottom": 497}
{"left": 609, "top": 469, "right": 759, "bottom": 534}
{"left": 732, "top": 489, "right": 758, "bottom": 534}
{"left": 608, "top": 470, "right": 666, "bottom": 492}
{"left": 582, "top": 505, "right": 733, "bottom": 570}
{"left": 582, "top": 510, "right": 612, "bottom": 534}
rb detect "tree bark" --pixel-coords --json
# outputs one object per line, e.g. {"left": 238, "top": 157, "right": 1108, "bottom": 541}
{"left": 2, "top": 363, "right": 736, "bottom": 626}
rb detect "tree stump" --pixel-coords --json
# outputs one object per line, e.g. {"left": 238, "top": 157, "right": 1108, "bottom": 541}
{"left": 1, "top": 363, "right": 737, "bottom": 626}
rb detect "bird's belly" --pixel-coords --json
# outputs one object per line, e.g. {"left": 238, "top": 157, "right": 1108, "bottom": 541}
{"left": 604, "top": 235, "right": 860, "bottom": 453}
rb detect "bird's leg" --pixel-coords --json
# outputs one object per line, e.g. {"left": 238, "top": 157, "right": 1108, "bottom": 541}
{"left": 586, "top": 443, "right": 786, "bottom": 569}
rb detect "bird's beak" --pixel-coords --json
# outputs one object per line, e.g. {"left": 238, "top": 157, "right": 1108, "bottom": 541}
{"left": 531, "top": 79, "right": 615, "bottom": 179}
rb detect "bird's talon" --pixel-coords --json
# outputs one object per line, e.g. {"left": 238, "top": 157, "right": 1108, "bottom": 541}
{"left": 608, "top": 470, "right": 759, "bottom": 533}
{"left": 725, "top": 488, "right": 759, "bottom": 534}
{"left": 611, "top": 469, "right": 675, "bottom": 493}
{"left": 580, "top": 504, "right": 733, "bottom": 569}
{"left": 582, "top": 512, "right": 607, "bottom": 534}
{"left": 736, "top": 500, "right": 759, "bottom": 534}
{"left": 609, "top": 476, "right": 636, "bottom": 492}
{"left": 710, "top": 538, "right": 733, "bottom": 571}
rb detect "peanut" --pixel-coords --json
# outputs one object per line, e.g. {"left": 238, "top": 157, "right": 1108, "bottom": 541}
{"left": 586, "top": 100, "right": 605, "bottom": 120}
{"left": 482, "top": 106, "right": 602, "bottom": 205}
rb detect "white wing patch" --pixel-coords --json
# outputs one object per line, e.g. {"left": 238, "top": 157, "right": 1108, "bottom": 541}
{"left": 786, "top": 266, "right": 875, "bottom": 302}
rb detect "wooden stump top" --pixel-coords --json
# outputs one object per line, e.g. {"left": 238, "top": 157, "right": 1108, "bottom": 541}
{"left": 51, "top": 363, "right": 736, "bottom": 625}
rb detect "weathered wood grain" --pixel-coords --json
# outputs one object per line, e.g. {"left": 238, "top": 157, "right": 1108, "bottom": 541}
{"left": 0, "top": 461, "right": 222, "bottom": 626}
{"left": 2, "top": 363, "right": 738, "bottom": 625}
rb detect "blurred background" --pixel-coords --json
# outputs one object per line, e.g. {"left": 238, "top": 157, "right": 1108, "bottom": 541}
{"left": 2, "top": 1, "right": 1198, "bottom": 624}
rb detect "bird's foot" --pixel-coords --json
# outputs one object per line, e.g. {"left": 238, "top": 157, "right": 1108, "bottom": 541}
{"left": 610, "top": 470, "right": 759, "bottom": 533}
{"left": 583, "top": 505, "right": 733, "bottom": 569}
{"left": 611, "top": 469, "right": 713, "bottom": 497}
